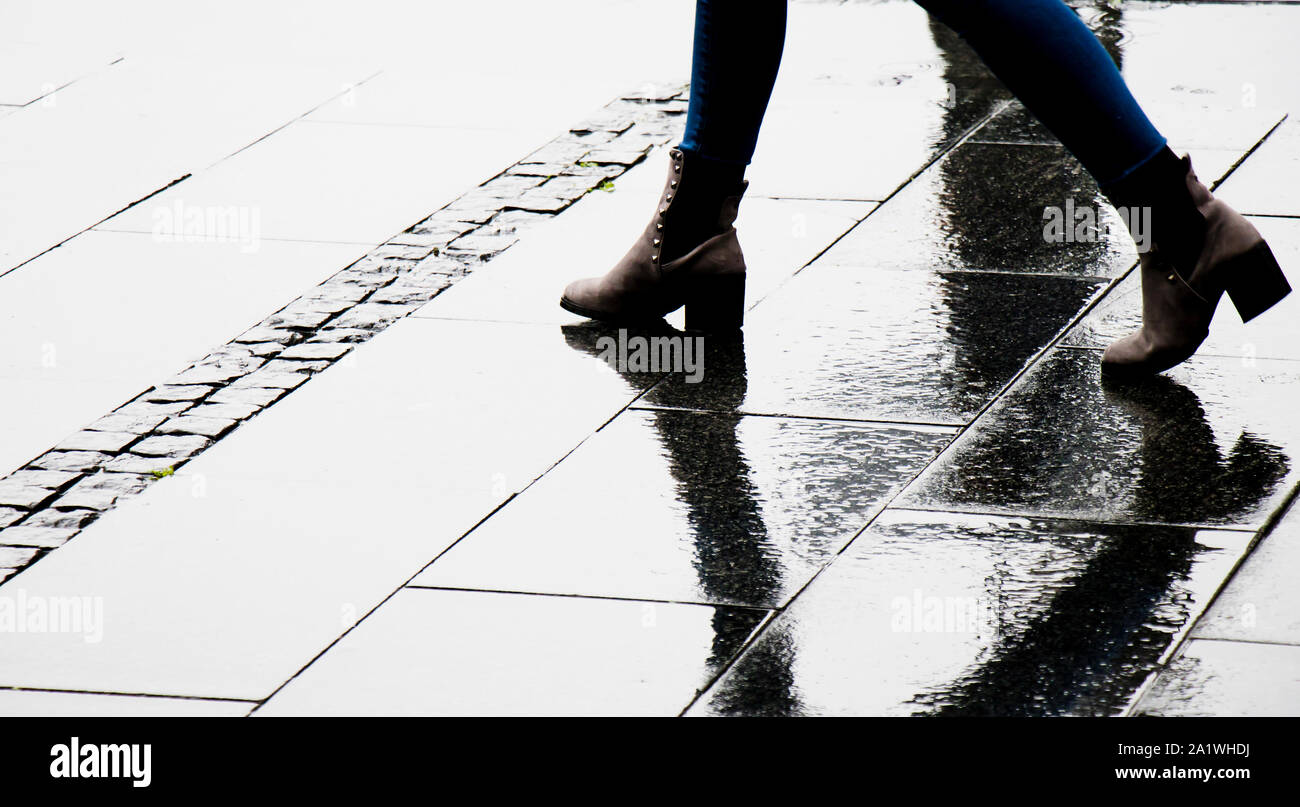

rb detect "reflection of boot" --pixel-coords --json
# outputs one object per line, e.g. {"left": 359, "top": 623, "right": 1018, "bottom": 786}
{"left": 1100, "top": 374, "right": 1289, "bottom": 523}
{"left": 561, "top": 149, "right": 748, "bottom": 332}
{"left": 1102, "top": 156, "right": 1291, "bottom": 376}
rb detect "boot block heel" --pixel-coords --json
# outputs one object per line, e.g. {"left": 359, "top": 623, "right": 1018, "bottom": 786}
{"left": 683, "top": 274, "right": 745, "bottom": 333}
{"left": 1224, "top": 241, "right": 1291, "bottom": 323}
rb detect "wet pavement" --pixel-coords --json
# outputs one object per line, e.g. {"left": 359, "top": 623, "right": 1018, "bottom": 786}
{"left": 2, "top": 0, "right": 1299, "bottom": 716}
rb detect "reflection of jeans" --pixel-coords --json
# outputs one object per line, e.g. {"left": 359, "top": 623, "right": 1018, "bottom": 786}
{"left": 679, "top": 0, "right": 1167, "bottom": 184}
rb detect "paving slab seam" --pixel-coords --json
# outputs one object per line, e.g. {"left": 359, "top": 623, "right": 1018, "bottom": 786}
{"left": 1122, "top": 478, "right": 1300, "bottom": 714}
{"left": 886, "top": 504, "right": 1264, "bottom": 534}
{"left": 626, "top": 404, "right": 964, "bottom": 431}
{"left": 403, "top": 584, "right": 775, "bottom": 612}
{"left": 0, "top": 83, "right": 694, "bottom": 583}
{"left": 0, "top": 173, "right": 192, "bottom": 281}
{"left": 0, "top": 685, "right": 258, "bottom": 704}
{"left": 207, "top": 70, "right": 384, "bottom": 168}
{"left": 2, "top": 74, "right": 392, "bottom": 282}
{"left": 745, "top": 98, "right": 1015, "bottom": 308}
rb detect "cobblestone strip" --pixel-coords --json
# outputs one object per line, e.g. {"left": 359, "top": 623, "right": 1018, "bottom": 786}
{"left": 0, "top": 83, "right": 690, "bottom": 583}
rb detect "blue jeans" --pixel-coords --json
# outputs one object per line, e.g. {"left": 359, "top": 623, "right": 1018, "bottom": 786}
{"left": 678, "top": 0, "right": 1167, "bottom": 185}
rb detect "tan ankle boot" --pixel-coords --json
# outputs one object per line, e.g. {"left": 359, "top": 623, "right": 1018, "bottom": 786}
{"left": 1102, "top": 156, "right": 1290, "bottom": 376}
{"left": 560, "top": 149, "right": 748, "bottom": 332}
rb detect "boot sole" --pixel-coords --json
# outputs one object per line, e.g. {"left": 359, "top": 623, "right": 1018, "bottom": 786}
{"left": 559, "top": 273, "right": 746, "bottom": 334}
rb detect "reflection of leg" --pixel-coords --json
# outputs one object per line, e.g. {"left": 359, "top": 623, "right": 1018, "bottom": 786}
{"left": 917, "top": 524, "right": 1200, "bottom": 716}
{"left": 915, "top": 0, "right": 1163, "bottom": 184}
{"left": 917, "top": 0, "right": 1289, "bottom": 375}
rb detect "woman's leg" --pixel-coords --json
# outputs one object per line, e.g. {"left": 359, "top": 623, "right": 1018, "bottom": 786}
{"left": 560, "top": 0, "right": 787, "bottom": 330}
{"left": 679, "top": 0, "right": 788, "bottom": 168}
{"left": 916, "top": 0, "right": 1166, "bottom": 186}
{"left": 669, "top": 0, "right": 788, "bottom": 261}
{"left": 918, "top": 0, "right": 1288, "bottom": 374}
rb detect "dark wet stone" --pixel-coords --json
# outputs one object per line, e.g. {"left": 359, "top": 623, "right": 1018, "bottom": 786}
{"left": 579, "top": 148, "right": 648, "bottom": 167}
{"left": 143, "top": 385, "right": 213, "bottom": 403}
{"left": 410, "top": 216, "right": 478, "bottom": 239}
{"left": 29, "top": 452, "right": 110, "bottom": 473}
{"left": 157, "top": 416, "right": 237, "bottom": 439}
{"left": 262, "top": 359, "right": 328, "bottom": 375}
{"left": 0, "top": 546, "right": 40, "bottom": 567}
{"left": 520, "top": 141, "right": 591, "bottom": 165}
{"left": 367, "top": 280, "right": 451, "bottom": 306}
{"left": 54, "top": 431, "right": 137, "bottom": 453}
{"left": 234, "top": 326, "right": 300, "bottom": 346}
{"left": 444, "top": 233, "right": 520, "bottom": 259}
{"left": 643, "top": 273, "right": 1102, "bottom": 424}
{"left": 410, "top": 256, "right": 471, "bottom": 278}
{"left": 53, "top": 487, "right": 121, "bottom": 511}
{"left": 279, "top": 342, "right": 352, "bottom": 361}
{"left": 692, "top": 510, "right": 1248, "bottom": 716}
{"left": 570, "top": 111, "right": 636, "bottom": 135}
{"left": 130, "top": 435, "right": 210, "bottom": 460}
{"left": 104, "top": 455, "right": 178, "bottom": 475}
{"left": 330, "top": 302, "right": 413, "bottom": 331}
{"left": 1133, "top": 639, "right": 1300, "bottom": 717}
{"left": 900, "top": 348, "right": 1300, "bottom": 527}
{"left": 370, "top": 243, "right": 440, "bottom": 262}
{"left": 0, "top": 525, "right": 77, "bottom": 548}
{"left": 416, "top": 408, "right": 954, "bottom": 607}
{"left": 169, "top": 361, "right": 260, "bottom": 386}
{"left": 474, "top": 175, "right": 549, "bottom": 198}
{"left": 229, "top": 369, "right": 309, "bottom": 391}
{"left": 620, "top": 83, "right": 685, "bottom": 102}
{"left": 23, "top": 509, "right": 96, "bottom": 529}
{"left": 116, "top": 400, "right": 194, "bottom": 417}
{"left": 504, "top": 194, "right": 575, "bottom": 214}
{"left": 817, "top": 143, "right": 1136, "bottom": 279}
{"left": 265, "top": 308, "right": 335, "bottom": 331}
{"left": 0, "top": 480, "right": 52, "bottom": 506}
{"left": 538, "top": 175, "right": 603, "bottom": 199}
{"left": 310, "top": 327, "right": 375, "bottom": 345}
{"left": 5, "top": 470, "right": 80, "bottom": 489}
{"left": 185, "top": 403, "right": 259, "bottom": 422}
{"left": 241, "top": 342, "right": 286, "bottom": 359}
{"left": 205, "top": 386, "right": 286, "bottom": 408}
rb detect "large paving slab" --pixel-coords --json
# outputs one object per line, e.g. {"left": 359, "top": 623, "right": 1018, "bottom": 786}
{"left": 256, "top": 588, "right": 765, "bottom": 716}
{"left": 413, "top": 408, "right": 955, "bottom": 607}
{"left": 641, "top": 262, "right": 1102, "bottom": 425}
{"left": 0, "top": 231, "right": 366, "bottom": 477}
{"left": 97, "top": 120, "right": 539, "bottom": 246}
{"left": 0, "top": 690, "right": 252, "bottom": 717}
{"left": 0, "top": 54, "right": 373, "bottom": 275}
{"left": 1192, "top": 499, "right": 1300, "bottom": 646}
{"left": 689, "top": 509, "right": 1250, "bottom": 716}
{"left": 0, "top": 317, "right": 653, "bottom": 700}
{"left": 900, "top": 348, "right": 1300, "bottom": 528}
{"left": 1133, "top": 639, "right": 1300, "bottom": 717}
